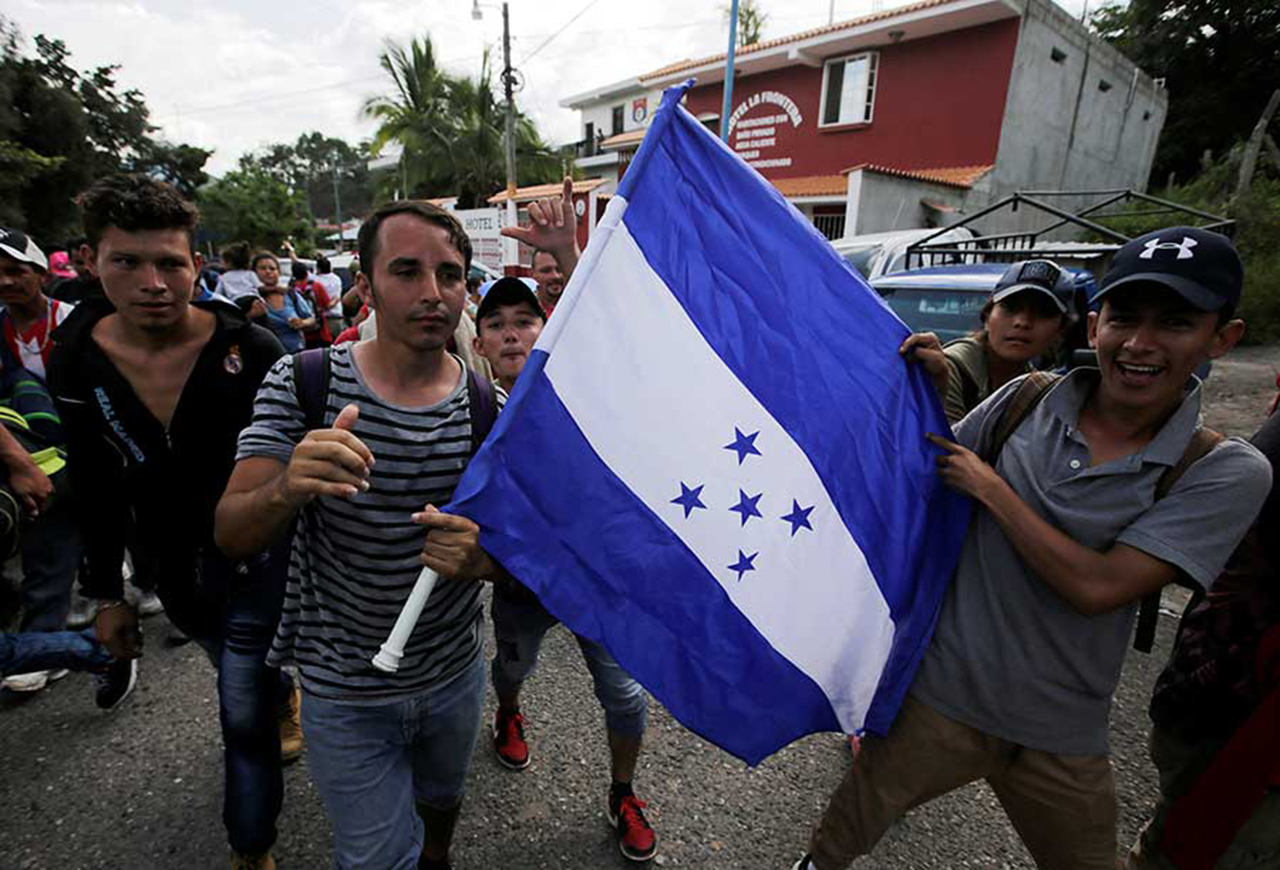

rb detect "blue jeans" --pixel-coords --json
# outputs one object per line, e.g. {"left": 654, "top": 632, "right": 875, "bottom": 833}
{"left": 193, "top": 547, "right": 291, "bottom": 856}
{"left": 301, "top": 653, "right": 485, "bottom": 870}
{"left": 19, "top": 499, "right": 81, "bottom": 632}
{"left": 491, "top": 587, "right": 648, "bottom": 737}
{"left": 0, "top": 627, "right": 112, "bottom": 676}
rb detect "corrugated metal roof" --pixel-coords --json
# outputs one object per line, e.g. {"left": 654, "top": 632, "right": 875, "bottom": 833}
{"left": 639, "top": 0, "right": 958, "bottom": 81}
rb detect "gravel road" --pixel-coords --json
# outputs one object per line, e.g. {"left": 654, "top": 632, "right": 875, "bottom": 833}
{"left": 2, "top": 346, "right": 1275, "bottom": 870}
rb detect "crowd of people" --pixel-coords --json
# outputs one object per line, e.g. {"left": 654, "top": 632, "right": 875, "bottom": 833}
{"left": 0, "top": 170, "right": 1276, "bottom": 870}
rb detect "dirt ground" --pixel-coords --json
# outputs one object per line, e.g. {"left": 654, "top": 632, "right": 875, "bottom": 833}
{"left": 1199, "top": 343, "right": 1278, "bottom": 437}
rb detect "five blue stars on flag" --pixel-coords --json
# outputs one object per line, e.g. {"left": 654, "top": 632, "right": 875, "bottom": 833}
{"left": 668, "top": 426, "right": 815, "bottom": 583}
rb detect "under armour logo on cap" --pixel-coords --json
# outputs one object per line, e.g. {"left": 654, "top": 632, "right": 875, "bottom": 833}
{"left": 1095, "top": 225, "right": 1243, "bottom": 312}
{"left": 1139, "top": 236, "right": 1198, "bottom": 261}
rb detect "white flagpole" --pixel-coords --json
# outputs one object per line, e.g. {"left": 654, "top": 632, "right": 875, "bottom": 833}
{"left": 372, "top": 566, "right": 439, "bottom": 672}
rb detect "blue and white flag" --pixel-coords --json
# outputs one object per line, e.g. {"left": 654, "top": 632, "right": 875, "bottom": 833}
{"left": 450, "top": 81, "right": 969, "bottom": 765}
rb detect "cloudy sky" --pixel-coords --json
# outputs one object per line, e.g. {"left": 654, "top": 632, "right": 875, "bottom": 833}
{"left": 8, "top": 0, "right": 1090, "bottom": 177}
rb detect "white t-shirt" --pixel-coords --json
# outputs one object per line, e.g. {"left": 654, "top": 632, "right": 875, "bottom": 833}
{"left": 314, "top": 273, "right": 344, "bottom": 316}
{"left": 215, "top": 269, "right": 261, "bottom": 301}
{"left": 2, "top": 297, "right": 74, "bottom": 380}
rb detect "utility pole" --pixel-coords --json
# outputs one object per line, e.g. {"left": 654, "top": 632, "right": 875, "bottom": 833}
{"left": 721, "top": 0, "right": 740, "bottom": 142}
{"left": 332, "top": 159, "right": 343, "bottom": 253}
{"left": 502, "top": 2, "right": 519, "bottom": 272}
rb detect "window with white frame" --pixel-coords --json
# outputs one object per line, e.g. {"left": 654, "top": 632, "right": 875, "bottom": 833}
{"left": 820, "top": 52, "right": 878, "bottom": 127}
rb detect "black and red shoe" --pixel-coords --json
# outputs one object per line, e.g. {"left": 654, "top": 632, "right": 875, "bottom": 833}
{"left": 492, "top": 708, "right": 531, "bottom": 770}
{"left": 607, "top": 787, "right": 657, "bottom": 862}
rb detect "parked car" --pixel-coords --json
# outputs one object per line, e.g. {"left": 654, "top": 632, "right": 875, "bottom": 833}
{"left": 831, "top": 226, "right": 978, "bottom": 281}
{"left": 871, "top": 263, "right": 1097, "bottom": 353}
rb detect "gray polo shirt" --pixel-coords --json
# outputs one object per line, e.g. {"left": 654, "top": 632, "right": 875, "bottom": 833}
{"left": 911, "top": 368, "right": 1270, "bottom": 755}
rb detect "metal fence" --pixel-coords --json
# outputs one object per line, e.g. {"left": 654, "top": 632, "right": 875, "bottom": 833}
{"left": 812, "top": 213, "right": 846, "bottom": 241}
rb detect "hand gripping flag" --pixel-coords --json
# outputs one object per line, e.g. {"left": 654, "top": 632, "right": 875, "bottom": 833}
{"left": 449, "top": 81, "right": 970, "bottom": 765}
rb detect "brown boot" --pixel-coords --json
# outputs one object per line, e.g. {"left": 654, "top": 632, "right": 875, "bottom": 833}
{"left": 279, "top": 685, "right": 304, "bottom": 764}
{"left": 230, "top": 850, "right": 276, "bottom": 870}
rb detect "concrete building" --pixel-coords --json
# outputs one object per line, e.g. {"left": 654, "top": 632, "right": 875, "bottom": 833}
{"left": 561, "top": 0, "right": 1167, "bottom": 239}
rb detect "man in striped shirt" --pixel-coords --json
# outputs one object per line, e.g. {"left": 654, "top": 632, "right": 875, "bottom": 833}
{"left": 217, "top": 201, "right": 500, "bottom": 870}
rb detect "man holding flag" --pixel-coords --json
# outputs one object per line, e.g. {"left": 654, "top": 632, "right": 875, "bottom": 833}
{"left": 793, "top": 228, "right": 1269, "bottom": 870}
{"left": 216, "top": 200, "right": 502, "bottom": 870}
{"left": 443, "top": 78, "right": 969, "bottom": 853}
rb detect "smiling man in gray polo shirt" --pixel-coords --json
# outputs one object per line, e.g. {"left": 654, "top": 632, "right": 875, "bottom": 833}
{"left": 795, "top": 227, "right": 1272, "bottom": 870}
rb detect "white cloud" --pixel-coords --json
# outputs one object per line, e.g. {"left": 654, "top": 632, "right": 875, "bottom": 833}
{"left": 7, "top": 0, "right": 1091, "bottom": 178}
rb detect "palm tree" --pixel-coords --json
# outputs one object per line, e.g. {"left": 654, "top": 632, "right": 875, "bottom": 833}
{"left": 365, "top": 39, "right": 564, "bottom": 207}
{"left": 447, "top": 53, "right": 562, "bottom": 208}
{"left": 722, "top": 0, "right": 768, "bottom": 46}
{"left": 362, "top": 36, "right": 454, "bottom": 198}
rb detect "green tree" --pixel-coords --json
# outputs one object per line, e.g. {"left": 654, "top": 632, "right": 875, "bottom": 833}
{"left": 363, "top": 36, "right": 456, "bottom": 200}
{"left": 363, "top": 36, "right": 564, "bottom": 207}
{"left": 239, "top": 133, "right": 374, "bottom": 224}
{"left": 1090, "top": 0, "right": 1280, "bottom": 182}
{"left": 448, "top": 53, "right": 561, "bottom": 208}
{"left": 722, "top": 0, "right": 768, "bottom": 47}
{"left": 132, "top": 141, "right": 212, "bottom": 200}
{"left": 0, "top": 18, "right": 210, "bottom": 242}
{"left": 199, "top": 165, "right": 313, "bottom": 253}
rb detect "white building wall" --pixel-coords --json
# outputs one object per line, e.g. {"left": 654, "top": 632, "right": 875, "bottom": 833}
{"left": 576, "top": 89, "right": 664, "bottom": 141}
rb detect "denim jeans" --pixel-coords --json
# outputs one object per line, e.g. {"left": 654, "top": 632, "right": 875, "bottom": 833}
{"left": 192, "top": 545, "right": 291, "bottom": 856}
{"left": 19, "top": 499, "right": 81, "bottom": 632}
{"left": 301, "top": 652, "right": 485, "bottom": 870}
{"left": 0, "top": 627, "right": 112, "bottom": 677}
{"left": 491, "top": 586, "right": 648, "bottom": 737}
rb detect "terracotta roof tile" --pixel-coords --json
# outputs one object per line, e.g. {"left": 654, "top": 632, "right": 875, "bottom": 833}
{"left": 639, "top": 0, "right": 957, "bottom": 81}
{"left": 600, "top": 129, "right": 647, "bottom": 149}
{"left": 843, "top": 163, "right": 993, "bottom": 189}
{"left": 770, "top": 174, "right": 848, "bottom": 197}
{"left": 487, "top": 178, "right": 607, "bottom": 205}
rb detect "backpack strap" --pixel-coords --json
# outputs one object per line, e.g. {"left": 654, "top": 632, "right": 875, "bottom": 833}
{"left": 982, "top": 371, "right": 1061, "bottom": 464}
{"left": 1133, "top": 427, "right": 1225, "bottom": 653}
{"left": 465, "top": 367, "right": 498, "bottom": 456}
{"left": 292, "top": 347, "right": 331, "bottom": 431}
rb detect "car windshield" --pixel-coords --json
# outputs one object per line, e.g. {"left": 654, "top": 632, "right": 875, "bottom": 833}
{"left": 841, "top": 245, "right": 881, "bottom": 278}
{"left": 881, "top": 287, "right": 989, "bottom": 344}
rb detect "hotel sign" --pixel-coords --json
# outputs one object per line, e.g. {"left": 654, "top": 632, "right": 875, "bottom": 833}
{"left": 727, "top": 90, "right": 804, "bottom": 170}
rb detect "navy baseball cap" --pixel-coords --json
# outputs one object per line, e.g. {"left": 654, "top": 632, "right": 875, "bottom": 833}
{"left": 1093, "top": 226, "right": 1242, "bottom": 311}
{"left": 476, "top": 277, "right": 545, "bottom": 323}
{"left": 990, "top": 259, "right": 1073, "bottom": 314}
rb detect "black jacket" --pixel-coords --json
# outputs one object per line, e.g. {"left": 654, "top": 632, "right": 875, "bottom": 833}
{"left": 48, "top": 299, "right": 283, "bottom": 629}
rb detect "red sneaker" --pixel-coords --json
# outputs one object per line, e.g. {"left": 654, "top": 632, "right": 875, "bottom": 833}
{"left": 607, "top": 790, "right": 657, "bottom": 862}
{"left": 492, "top": 708, "right": 530, "bottom": 770}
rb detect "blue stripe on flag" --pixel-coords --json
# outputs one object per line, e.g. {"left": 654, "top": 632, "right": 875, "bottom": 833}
{"left": 452, "top": 351, "right": 839, "bottom": 764}
{"left": 613, "top": 83, "right": 970, "bottom": 732}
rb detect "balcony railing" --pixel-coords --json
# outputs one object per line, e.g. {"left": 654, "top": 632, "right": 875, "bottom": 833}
{"left": 813, "top": 213, "right": 846, "bottom": 241}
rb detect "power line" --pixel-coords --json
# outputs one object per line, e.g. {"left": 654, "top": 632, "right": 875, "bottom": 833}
{"left": 150, "top": 50, "right": 490, "bottom": 123}
{"left": 518, "top": 0, "right": 605, "bottom": 65}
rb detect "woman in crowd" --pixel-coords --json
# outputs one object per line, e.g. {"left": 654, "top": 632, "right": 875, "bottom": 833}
{"left": 251, "top": 252, "right": 314, "bottom": 353}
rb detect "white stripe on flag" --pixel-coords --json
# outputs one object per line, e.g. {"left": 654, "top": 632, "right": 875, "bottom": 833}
{"left": 542, "top": 199, "right": 895, "bottom": 731}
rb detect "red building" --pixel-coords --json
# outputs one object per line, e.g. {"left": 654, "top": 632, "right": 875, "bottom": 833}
{"left": 563, "top": 0, "right": 1167, "bottom": 239}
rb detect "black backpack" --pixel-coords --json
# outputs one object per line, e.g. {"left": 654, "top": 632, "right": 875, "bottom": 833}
{"left": 291, "top": 348, "right": 498, "bottom": 454}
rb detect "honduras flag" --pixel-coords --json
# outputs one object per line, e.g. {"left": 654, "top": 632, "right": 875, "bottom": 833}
{"left": 450, "top": 81, "right": 969, "bottom": 765}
